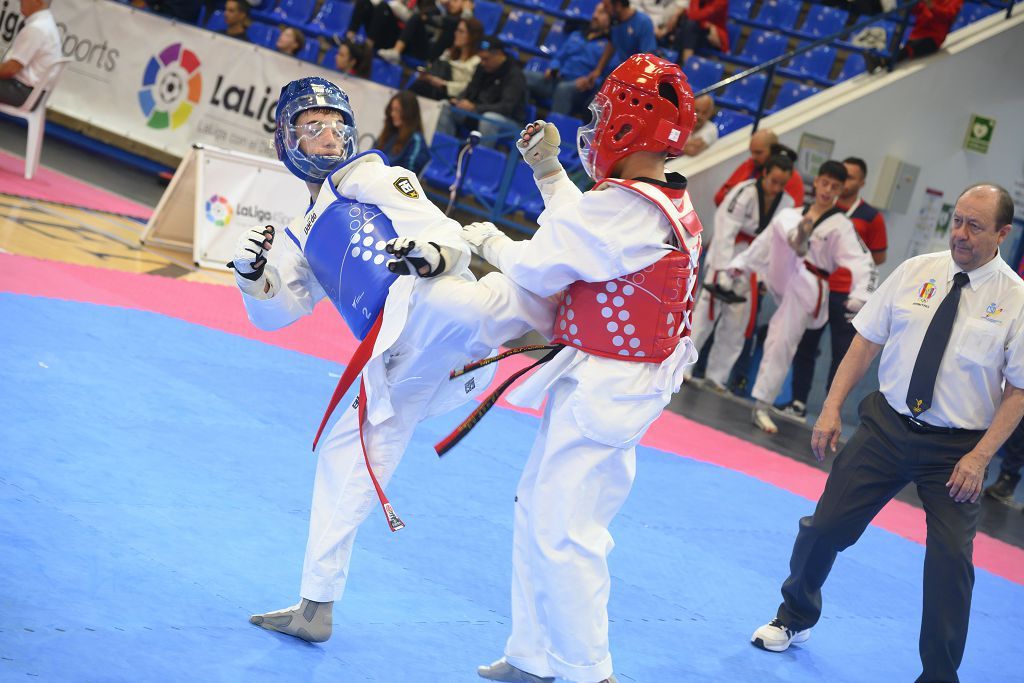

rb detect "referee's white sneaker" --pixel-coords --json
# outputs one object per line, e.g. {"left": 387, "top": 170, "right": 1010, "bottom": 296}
{"left": 477, "top": 659, "right": 554, "bottom": 682}
{"left": 751, "top": 617, "right": 811, "bottom": 652}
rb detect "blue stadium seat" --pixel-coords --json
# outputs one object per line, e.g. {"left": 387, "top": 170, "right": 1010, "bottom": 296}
{"left": 272, "top": 0, "right": 316, "bottom": 28}
{"left": 251, "top": 0, "right": 278, "bottom": 21}
{"left": 728, "top": 30, "right": 790, "bottom": 67}
{"left": 553, "top": 0, "right": 599, "bottom": 21}
{"left": 321, "top": 46, "right": 339, "bottom": 68}
{"left": 371, "top": 58, "right": 403, "bottom": 88}
{"left": 296, "top": 38, "right": 321, "bottom": 63}
{"left": 505, "top": 0, "right": 542, "bottom": 9}
{"left": 768, "top": 81, "right": 822, "bottom": 113}
{"left": 713, "top": 109, "right": 754, "bottom": 136}
{"left": 683, "top": 55, "right": 725, "bottom": 92}
{"left": 545, "top": 112, "right": 584, "bottom": 170}
{"left": 474, "top": 0, "right": 504, "bottom": 35}
{"left": 788, "top": 5, "right": 848, "bottom": 40}
{"left": 742, "top": 0, "right": 801, "bottom": 31}
{"left": 248, "top": 23, "right": 281, "bottom": 49}
{"left": 537, "top": 0, "right": 566, "bottom": 16}
{"left": 702, "top": 22, "right": 741, "bottom": 58}
{"left": 499, "top": 10, "right": 545, "bottom": 54}
{"left": 729, "top": 0, "right": 755, "bottom": 21}
{"left": 308, "top": 1, "right": 354, "bottom": 38}
{"left": 524, "top": 56, "right": 550, "bottom": 73}
{"left": 422, "top": 132, "right": 461, "bottom": 189}
{"left": 539, "top": 20, "right": 566, "bottom": 56}
{"left": 777, "top": 44, "right": 836, "bottom": 85}
{"left": 506, "top": 161, "right": 545, "bottom": 220}
{"left": 715, "top": 72, "right": 769, "bottom": 113}
{"left": 837, "top": 52, "right": 866, "bottom": 81}
{"left": 463, "top": 146, "right": 508, "bottom": 204}
{"left": 206, "top": 9, "right": 227, "bottom": 31}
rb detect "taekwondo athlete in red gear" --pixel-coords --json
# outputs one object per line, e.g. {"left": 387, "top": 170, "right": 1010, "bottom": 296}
{"left": 456, "top": 54, "right": 703, "bottom": 683}
{"left": 229, "top": 77, "right": 555, "bottom": 644}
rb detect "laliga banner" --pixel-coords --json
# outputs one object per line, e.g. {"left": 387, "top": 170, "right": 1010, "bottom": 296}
{"left": 142, "top": 144, "right": 309, "bottom": 269}
{"left": 3, "top": 0, "right": 441, "bottom": 160}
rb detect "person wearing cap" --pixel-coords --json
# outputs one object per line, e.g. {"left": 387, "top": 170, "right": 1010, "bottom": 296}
{"left": 434, "top": 35, "right": 527, "bottom": 148}
{"left": 750, "top": 183, "right": 1024, "bottom": 683}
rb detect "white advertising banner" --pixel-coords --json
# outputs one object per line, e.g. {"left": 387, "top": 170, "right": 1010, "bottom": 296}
{"left": 0, "top": 0, "right": 441, "bottom": 160}
{"left": 142, "top": 144, "right": 310, "bottom": 269}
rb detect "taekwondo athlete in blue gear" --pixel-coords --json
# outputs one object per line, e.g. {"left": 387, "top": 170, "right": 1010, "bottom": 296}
{"left": 230, "top": 76, "right": 555, "bottom": 644}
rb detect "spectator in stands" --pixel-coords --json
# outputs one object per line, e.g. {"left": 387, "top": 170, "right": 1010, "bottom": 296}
{"left": 984, "top": 418, "right": 1024, "bottom": 504}
{"left": 218, "top": 0, "right": 251, "bottom": 42}
{"left": 376, "top": 90, "right": 431, "bottom": 173}
{"left": 434, "top": 35, "right": 526, "bottom": 149}
{"left": 275, "top": 27, "right": 306, "bottom": 57}
{"left": 584, "top": 0, "right": 657, "bottom": 89}
{"left": 634, "top": 0, "right": 688, "bottom": 41}
{"left": 785, "top": 156, "right": 886, "bottom": 420}
{"left": 378, "top": 0, "right": 474, "bottom": 64}
{"left": 662, "top": 0, "right": 730, "bottom": 63}
{"left": 409, "top": 17, "right": 483, "bottom": 100}
{"left": 346, "top": 0, "right": 417, "bottom": 52}
{"left": 866, "top": 0, "right": 963, "bottom": 72}
{"left": 0, "top": 0, "right": 60, "bottom": 107}
{"left": 524, "top": 3, "right": 610, "bottom": 116}
{"left": 714, "top": 129, "right": 804, "bottom": 206}
{"left": 682, "top": 94, "right": 718, "bottom": 156}
{"left": 334, "top": 39, "right": 373, "bottom": 78}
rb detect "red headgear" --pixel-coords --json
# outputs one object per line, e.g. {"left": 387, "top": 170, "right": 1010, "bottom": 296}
{"left": 577, "top": 54, "right": 696, "bottom": 182}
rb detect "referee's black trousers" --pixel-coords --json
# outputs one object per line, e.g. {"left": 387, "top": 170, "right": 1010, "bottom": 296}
{"left": 776, "top": 391, "right": 984, "bottom": 683}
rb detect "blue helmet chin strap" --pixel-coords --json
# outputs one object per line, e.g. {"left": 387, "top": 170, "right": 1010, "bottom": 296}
{"left": 274, "top": 77, "right": 358, "bottom": 184}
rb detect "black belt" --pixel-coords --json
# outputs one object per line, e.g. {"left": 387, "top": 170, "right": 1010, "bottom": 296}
{"left": 896, "top": 412, "right": 976, "bottom": 435}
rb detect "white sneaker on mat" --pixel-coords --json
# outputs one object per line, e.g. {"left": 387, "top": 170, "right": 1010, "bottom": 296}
{"left": 378, "top": 47, "right": 401, "bottom": 64}
{"left": 751, "top": 617, "right": 811, "bottom": 652}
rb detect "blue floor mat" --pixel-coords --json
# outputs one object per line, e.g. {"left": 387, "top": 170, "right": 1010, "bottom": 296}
{"left": 1, "top": 293, "right": 1022, "bottom": 682}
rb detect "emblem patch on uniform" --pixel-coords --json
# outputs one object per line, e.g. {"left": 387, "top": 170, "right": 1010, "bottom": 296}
{"left": 917, "top": 279, "right": 936, "bottom": 303}
{"left": 983, "top": 302, "right": 1004, "bottom": 323}
{"left": 464, "top": 377, "right": 476, "bottom": 394}
{"left": 394, "top": 177, "right": 419, "bottom": 198}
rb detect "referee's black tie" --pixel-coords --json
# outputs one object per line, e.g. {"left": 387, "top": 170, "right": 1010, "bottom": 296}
{"left": 906, "top": 271, "right": 970, "bottom": 416}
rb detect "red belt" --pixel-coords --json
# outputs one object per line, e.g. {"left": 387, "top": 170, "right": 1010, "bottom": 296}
{"left": 804, "top": 261, "right": 829, "bottom": 318}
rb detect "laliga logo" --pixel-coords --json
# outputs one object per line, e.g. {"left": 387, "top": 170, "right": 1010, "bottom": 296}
{"left": 205, "top": 195, "right": 233, "bottom": 226}
{"left": 138, "top": 43, "right": 202, "bottom": 129}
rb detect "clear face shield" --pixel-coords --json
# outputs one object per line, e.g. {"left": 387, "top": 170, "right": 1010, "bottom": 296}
{"left": 278, "top": 91, "right": 357, "bottom": 182}
{"left": 577, "top": 92, "right": 610, "bottom": 181}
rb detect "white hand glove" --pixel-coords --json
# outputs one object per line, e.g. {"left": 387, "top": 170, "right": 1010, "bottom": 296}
{"left": 517, "top": 120, "right": 563, "bottom": 179}
{"left": 384, "top": 237, "right": 447, "bottom": 278}
{"left": 844, "top": 297, "right": 865, "bottom": 321}
{"left": 228, "top": 225, "right": 274, "bottom": 297}
{"left": 460, "top": 222, "right": 507, "bottom": 264}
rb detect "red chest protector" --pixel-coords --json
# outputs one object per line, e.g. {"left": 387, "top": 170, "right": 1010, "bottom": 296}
{"left": 552, "top": 179, "right": 703, "bottom": 363}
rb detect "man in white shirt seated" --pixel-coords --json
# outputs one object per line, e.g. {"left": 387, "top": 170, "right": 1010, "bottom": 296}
{"left": 682, "top": 94, "right": 718, "bottom": 156}
{"left": 0, "top": 0, "right": 61, "bottom": 107}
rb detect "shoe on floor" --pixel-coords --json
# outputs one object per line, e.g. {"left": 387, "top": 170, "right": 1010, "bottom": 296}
{"left": 753, "top": 404, "right": 779, "bottom": 434}
{"left": 777, "top": 400, "right": 807, "bottom": 423}
{"left": 983, "top": 471, "right": 1021, "bottom": 504}
{"left": 477, "top": 659, "right": 554, "bottom": 682}
{"left": 249, "top": 599, "right": 332, "bottom": 643}
{"left": 751, "top": 617, "right": 811, "bottom": 652}
{"left": 703, "top": 377, "right": 729, "bottom": 395}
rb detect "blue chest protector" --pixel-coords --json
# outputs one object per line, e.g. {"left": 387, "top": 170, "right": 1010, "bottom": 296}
{"left": 291, "top": 194, "right": 399, "bottom": 340}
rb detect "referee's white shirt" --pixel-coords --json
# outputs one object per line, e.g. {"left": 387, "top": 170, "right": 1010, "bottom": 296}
{"left": 853, "top": 250, "right": 1024, "bottom": 430}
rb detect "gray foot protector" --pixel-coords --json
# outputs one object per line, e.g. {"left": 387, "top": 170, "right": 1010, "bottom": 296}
{"left": 249, "top": 599, "right": 333, "bottom": 643}
{"left": 476, "top": 659, "right": 554, "bottom": 682}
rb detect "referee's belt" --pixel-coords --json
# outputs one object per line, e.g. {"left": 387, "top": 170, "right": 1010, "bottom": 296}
{"left": 803, "top": 261, "right": 831, "bottom": 280}
{"left": 896, "top": 411, "right": 980, "bottom": 436}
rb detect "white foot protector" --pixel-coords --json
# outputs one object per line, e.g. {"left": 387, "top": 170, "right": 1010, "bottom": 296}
{"left": 753, "top": 404, "right": 779, "bottom": 434}
{"left": 476, "top": 659, "right": 554, "bottom": 682}
{"left": 249, "top": 598, "right": 333, "bottom": 643}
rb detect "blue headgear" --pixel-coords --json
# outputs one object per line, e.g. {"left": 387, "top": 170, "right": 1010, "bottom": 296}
{"left": 274, "top": 77, "right": 358, "bottom": 183}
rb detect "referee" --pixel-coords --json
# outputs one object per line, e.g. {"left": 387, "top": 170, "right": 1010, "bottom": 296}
{"left": 750, "top": 184, "right": 1024, "bottom": 683}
